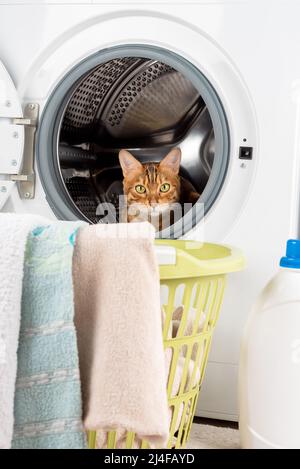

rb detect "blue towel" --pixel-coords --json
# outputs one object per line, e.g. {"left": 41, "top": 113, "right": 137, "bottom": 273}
{"left": 12, "top": 222, "right": 87, "bottom": 449}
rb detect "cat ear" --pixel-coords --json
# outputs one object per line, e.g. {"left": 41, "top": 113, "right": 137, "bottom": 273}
{"left": 119, "top": 150, "right": 143, "bottom": 177}
{"left": 159, "top": 148, "right": 181, "bottom": 174}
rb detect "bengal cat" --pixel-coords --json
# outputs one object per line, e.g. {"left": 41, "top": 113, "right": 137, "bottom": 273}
{"left": 119, "top": 148, "right": 199, "bottom": 231}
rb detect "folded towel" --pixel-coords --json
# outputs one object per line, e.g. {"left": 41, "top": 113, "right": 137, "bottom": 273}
{"left": 0, "top": 214, "right": 45, "bottom": 449}
{"left": 162, "top": 305, "right": 205, "bottom": 395}
{"left": 12, "top": 222, "right": 87, "bottom": 449}
{"left": 172, "top": 306, "right": 206, "bottom": 339}
{"left": 163, "top": 305, "right": 205, "bottom": 437}
{"left": 73, "top": 222, "right": 169, "bottom": 449}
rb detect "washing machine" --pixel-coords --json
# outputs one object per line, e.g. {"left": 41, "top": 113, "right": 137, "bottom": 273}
{"left": 1, "top": 0, "right": 300, "bottom": 422}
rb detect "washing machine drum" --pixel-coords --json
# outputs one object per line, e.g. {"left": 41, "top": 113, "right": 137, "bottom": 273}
{"left": 44, "top": 54, "right": 228, "bottom": 234}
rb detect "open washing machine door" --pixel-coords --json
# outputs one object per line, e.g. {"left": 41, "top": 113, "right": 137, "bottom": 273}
{"left": 0, "top": 60, "right": 38, "bottom": 210}
{"left": 35, "top": 45, "right": 233, "bottom": 238}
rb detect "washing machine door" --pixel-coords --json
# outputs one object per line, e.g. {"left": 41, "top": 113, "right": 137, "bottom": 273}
{"left": 0, "top": 60, "right": 26, "bottom": 210}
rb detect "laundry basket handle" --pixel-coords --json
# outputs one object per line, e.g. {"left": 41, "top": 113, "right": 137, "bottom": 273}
{"left": 155, "top": 240, "right": 245, "bottom": 279}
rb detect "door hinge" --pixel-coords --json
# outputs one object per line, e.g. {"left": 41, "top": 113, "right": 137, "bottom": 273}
{"left": 10, "top": 103, "right": 39, "bottom": 199}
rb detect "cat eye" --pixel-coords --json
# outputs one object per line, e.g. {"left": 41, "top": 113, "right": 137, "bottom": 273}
{"left": 160, "top": 183, "right": 170, "bottom": 193}
{"left": 135, "top": 185, "right": 146, "bottom": 194}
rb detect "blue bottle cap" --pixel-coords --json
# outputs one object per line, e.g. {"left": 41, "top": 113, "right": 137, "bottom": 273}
{"left": 280, "top": 239, "right": 300, "bottom": 268}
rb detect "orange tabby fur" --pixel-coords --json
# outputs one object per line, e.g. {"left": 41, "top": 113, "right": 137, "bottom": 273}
{"left": 119, "top": 148, "right": 199, "bottom": 230}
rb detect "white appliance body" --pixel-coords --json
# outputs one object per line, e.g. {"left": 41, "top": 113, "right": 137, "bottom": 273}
{"left": 1, "top": 0, "right": 300, "bottom": 421}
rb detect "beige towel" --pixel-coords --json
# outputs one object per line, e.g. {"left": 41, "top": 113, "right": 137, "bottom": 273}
{"left": 73, "top": 222, "right": 169, "bottom": 449}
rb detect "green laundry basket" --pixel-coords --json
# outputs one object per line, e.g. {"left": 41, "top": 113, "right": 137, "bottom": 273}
{"left": 88, "top": 240, "right": 245, "bottom": 449}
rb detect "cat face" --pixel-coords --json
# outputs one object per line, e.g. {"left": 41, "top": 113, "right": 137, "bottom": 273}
{"left": 119, "top": 148, "right": 181, "bottom": 228}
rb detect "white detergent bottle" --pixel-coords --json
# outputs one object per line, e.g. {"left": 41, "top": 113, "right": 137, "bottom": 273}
{"left": 239, "top": 239, "right": 300, "bottom": 449}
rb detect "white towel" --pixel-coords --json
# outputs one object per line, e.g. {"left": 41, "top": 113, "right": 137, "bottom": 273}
{"left": 0, "top": 214, "right": 46, "bottom": 449}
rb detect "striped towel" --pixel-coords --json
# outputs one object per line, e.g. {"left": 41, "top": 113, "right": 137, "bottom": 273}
{"left": 0, "top": 214, "right": 46, "bottom": 449}
{"left": 12, "top": 222, "right": 87, "bottom": 449}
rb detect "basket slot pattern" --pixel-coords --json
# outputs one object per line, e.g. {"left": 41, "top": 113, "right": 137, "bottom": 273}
{"left": 88, "top": 274, "right": 226, "bottom": 449}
